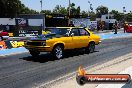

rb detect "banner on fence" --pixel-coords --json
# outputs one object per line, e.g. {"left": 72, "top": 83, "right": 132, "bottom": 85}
{"left": 8, "top": 33, "right": 13, "bottom": 37}
{"left": 18, "top": 30, "right": 40, "bottom": 37}
{"left": 71, "top": 18, "right": 90, "bottom": 27}
{"left": 10, "top": 41, "right": 24, "bottom": 48}
{"left": 89, "top": 21, "right": 97, "bottom": 30}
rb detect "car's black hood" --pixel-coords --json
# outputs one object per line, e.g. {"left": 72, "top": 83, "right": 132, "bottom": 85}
{"left": 30, "top": 37, "right": 47, "bottom": 41}
{"left": 30, "top": 33, "right": 56, "bottom": 41}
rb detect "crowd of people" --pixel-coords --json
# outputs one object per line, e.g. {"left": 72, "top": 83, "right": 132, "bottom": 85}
{"left": 97, "top": 21, "right": 129, "bottom": 34}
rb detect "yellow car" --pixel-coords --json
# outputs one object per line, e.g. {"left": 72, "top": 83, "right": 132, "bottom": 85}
{"left": 24, "top": 27, "right": 101, "bottom": 59}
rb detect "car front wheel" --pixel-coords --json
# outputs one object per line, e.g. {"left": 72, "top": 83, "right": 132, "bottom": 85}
{"left": 52, "top": 45, "right": 64, "bottom": 59}
{"left": 85, "top": 42, "right": 95, "bottom": 53}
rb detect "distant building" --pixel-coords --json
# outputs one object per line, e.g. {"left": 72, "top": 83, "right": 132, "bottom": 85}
{"left": 96, "top": 14, "right": 116, "bottom": 23}
{"left": 101, "top": 14, "right": 116, "bottom": 23}
{"left": 0, "top": 14, "right": 45, "bottom": 37}
{"left": 96, "top": 14, "right": 116, "bottom": 30}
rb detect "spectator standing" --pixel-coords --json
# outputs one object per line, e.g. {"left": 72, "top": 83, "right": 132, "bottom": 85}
{"left": 124, "top": 22, "right": 128, "bottom": 33}
{"left": 97, "top": 22, "right": 101, "bottom": 31}
{"left": 101, "top": 22, "right": 104, "bottom": 31}
{"left": 114, "top": 21, "right": 118, "bottom": 34}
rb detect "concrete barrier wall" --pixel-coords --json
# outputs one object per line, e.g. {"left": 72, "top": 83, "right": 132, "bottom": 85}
{"left": 0, "top": 40, "right": 25, "bottom": 50}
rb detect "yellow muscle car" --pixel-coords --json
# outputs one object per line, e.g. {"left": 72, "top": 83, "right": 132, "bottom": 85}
{"left": 24, "top": 27, "right": 101, "bottom": 59}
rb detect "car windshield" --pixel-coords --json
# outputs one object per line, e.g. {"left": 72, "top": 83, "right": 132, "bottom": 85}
{"left": 36, "top": 28, "right": 71, "bottom": 39}
{"left": 45, "top": 28, "right": 71, "bottom": 36}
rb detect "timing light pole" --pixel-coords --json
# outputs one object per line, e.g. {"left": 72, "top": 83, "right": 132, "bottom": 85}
{"left": 88, "top": 1, "right": 90, "bottom": 17}
{"left": 40, "top": 0, "right": 43, "bottom": 13}
{"left": 88, "top": 1, "right": 93, "bottom": 16}
{"left": 68, "top": 0, "right": 71, "bottom": 26}
{"left": 69, "top": 0, "right": 71, "bottom": 16}
{"left": 40, "top": 0, "right": 45, "bottom": 31}
{"left": 123, "top": 7, "right": 126, "bottom": 22}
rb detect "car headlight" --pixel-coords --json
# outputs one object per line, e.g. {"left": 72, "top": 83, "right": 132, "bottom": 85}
{"left": 41, "top": 42, "right": 46, "bottom": 46}
{"left": 24, "top": 41, "right": 27, "bottom": 45}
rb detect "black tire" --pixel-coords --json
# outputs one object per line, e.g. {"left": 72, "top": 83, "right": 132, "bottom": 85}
{"left": 76, "top": 76, "right": 86, "bottom": 85}
{"left": 52, "top": 45, "right": 64, "bottom": 59}
{"left": 29, "top": 50, "right": 40, "bottom": 57}
{"left": 85, "top": 42, "right": 95, "bottom": 53}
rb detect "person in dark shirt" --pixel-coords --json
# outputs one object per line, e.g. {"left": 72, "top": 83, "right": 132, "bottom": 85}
{"left": 124, "top": 22, "right": 128, "bottom": 33}
{"left": 114, "top": 21, "right": 118, "bottom": 34}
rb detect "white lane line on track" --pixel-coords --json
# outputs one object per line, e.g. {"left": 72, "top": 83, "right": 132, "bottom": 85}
{"left": 36, "top": 53, "right": 132, "bottom": 88}
{"left": 35, "top": 63, "right": 101, "bottom": 88}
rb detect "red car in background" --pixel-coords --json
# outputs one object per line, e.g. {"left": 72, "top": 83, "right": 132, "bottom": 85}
{"left": 124, "top": 22, "right": 132, "bottom": 33}
{"left": 0, "top": 31, "right": 9, "bottom": 41}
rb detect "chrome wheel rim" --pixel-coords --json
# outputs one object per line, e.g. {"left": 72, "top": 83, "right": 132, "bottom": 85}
{"left": 55, "top": 46, "right": 63, "bottom": 59}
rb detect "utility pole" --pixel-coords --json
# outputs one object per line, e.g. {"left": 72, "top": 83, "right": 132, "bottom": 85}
{"left": 88, "top": 1, "right": 90, "bottom": 17}
{"left": 68, "top": 0, "right": 71, "bottom": 26}
{"left": 123, "top": 7, "right": 126, "bottom": 22}
{"left": 40, "top": 0, "right": 45, "bottom": 31}
{"left": 40, "top": 0, "right": 43, "bottom": 13}
{"left": 88, "top": 1, "right": 93, "bottom": 17}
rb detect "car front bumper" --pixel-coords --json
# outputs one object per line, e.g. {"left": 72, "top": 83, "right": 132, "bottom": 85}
{"left": 25, "top": 45, "right": 51, "bottom": 52}
{"left": 96, "top": 40, "right": 101, "bottom": 45}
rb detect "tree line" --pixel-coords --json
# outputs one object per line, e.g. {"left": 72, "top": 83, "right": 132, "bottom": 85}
{"left": 0, "top": 0, "right": 132, "bottom": 21}
{"left": 0, "top": 0, "right": 39, "bottom": 17}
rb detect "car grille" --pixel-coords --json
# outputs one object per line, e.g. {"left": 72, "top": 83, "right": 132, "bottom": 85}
{"left": 27, "top": 42, "right": 44, "bottom": 46}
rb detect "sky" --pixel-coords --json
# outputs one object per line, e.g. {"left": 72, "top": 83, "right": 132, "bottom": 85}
{"left": 20, "top": 0, "right": 132, "bottom": 13}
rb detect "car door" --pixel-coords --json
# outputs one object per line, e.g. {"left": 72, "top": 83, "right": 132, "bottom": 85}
{"left": 71, "top": 28, "right": 81, "bottom": 49}
{"left": 77, "top": 28, "right": 90, "bottom": 48}
{"left": 60, "top": 28, "right": 73, "bottom": 49}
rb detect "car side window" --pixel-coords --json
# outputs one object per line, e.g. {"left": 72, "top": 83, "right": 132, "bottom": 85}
{"left": 78, "top": 28, "right": 90, "bottom": 36}
{"left": 71, "top": 29, "right": 80, "bottom": 36}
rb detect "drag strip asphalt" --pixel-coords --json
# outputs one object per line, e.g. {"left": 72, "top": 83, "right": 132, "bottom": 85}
{"left": 0, "top": 37, "right": 132, "bottom": 88}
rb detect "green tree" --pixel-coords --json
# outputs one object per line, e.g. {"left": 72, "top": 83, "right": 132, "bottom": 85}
{"left": 0, "top": 0, "right": 19, "bottom": 17}
{"left": 81, "top": 11, "right": 87, "bottom": 16}
{"left": 0, "top": 0, "right": 38, "bottom": 17}
{"left": 19, "top": 3, "right": 38, "bottom": 14}
{"left": 53, "top": 5, "right": 67, "bottom": 14}
{"left": 89, "top": 12, "right": 96, "bottom": 21}
{"left": 0, "top": 0, "right": 6, "bottom": 17}
{"left": 70, "top": 3, "right": 80, "bottom": 15}
{"left": 126, "top": 13, "right": 132, "bottom": 22}
{"left": 109, "top": 10, "right": 123, "bottom": 21}
{"left": 41, "top": 10, "right": 52, "bottom": 14}
{"left": 96, "top": 5, "right": 108, "bottom": 15}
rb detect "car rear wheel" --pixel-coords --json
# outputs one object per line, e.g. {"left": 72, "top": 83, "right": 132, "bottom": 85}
{"left": 85, "top": 42, "right": 95, "bottom": 53}
{"left": 52, "top": 45, "right": 64, "bottom": 59}
{"left": 29, "top": 50, "right": 40, "bottom": 57}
